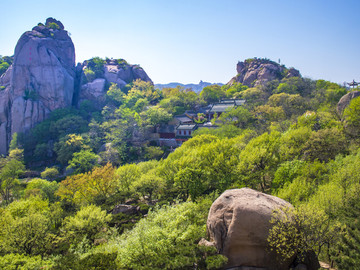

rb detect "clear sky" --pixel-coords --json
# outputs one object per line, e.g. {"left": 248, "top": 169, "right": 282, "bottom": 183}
{"left": 1, "top": 0, "right": 359, "bottom": 84}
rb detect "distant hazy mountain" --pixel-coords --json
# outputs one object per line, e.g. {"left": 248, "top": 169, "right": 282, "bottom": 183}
{"left": 155, "top": 80, "right": 224, "bottom": 93}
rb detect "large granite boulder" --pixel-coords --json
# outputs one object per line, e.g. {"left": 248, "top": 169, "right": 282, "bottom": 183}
{"left": 0, "top": 18, "right": 75, "bottom": 154}
{"left": 228, "top": 58, "right": 300, "bottom": 87}
{"left": 336, "top": 91, "right": 360, "bottom": 116}
{"left": 206, "top": 188, "right": 294, "bottom": 270}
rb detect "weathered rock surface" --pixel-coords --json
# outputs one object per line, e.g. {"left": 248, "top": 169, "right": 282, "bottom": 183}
{"left": 228, "top": 58, "right": 300, "bottom": 87}
{"left": 0, "top": 18, "right": 75, "bottom": 154}
{"left": 206, "top": 188, "right": 294, "bottom": 270}
{"left": 112, "top": 204, "right": 140, "bottom": 215}
{"left": 0, "top": 18, "right": 153, "bottom": 154}
{"left": 78, "top": 58, "right": 152, "bottom": 105}
{"left": 336, "top": 90, "right": 360, "bottom": 116}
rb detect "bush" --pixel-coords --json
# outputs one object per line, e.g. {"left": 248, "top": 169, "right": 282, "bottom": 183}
{"left": 0, "top": 253, "right": 54, "bottom": 270}
{"left": 41, "top": 167, "right": 59, "bottom": 180}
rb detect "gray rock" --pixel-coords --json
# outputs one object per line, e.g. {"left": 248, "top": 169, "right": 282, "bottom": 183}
{"left": 337, "top": 91, "right": 360, "bottom": 116}
{"left": 206, "top": 188, "right": 294, "bottom": 270}
{"left": 80, "top": 78, "right": 106, "bottom": 99}
{"left": 112, "top": 204, "right": 139, "bottom": 215}
{"left": 198, "top": 238, "right": 216, "bottom": 248}
{"left": 0, "top": 18, "right": 75, "bottom": 154}
{"left": 77, "top": 59, "right": 152, "bottom": 105}
{"left": 229, "top": 58, "right": 301, "bottom": 87}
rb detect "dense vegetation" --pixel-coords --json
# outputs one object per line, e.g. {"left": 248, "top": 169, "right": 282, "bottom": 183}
{"left": 0, "top": 55, "right": 13, "bottom": 78}
{"left": 0, "top": 59, "right": 359, "bottom": 269}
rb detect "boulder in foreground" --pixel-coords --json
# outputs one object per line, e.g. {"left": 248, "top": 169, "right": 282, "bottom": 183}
{"left": 206, "top": 188, "right": 294, "bottom": 270}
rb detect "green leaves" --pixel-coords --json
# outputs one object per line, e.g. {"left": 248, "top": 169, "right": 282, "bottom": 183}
{"left": 111, "top": 200, "right": 222, "bottom": 270}
{"left": 62, "top": 205, "right": 111, "bottom": 244}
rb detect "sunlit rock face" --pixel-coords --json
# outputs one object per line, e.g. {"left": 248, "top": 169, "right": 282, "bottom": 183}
{"left": 228, "top": 58, "right": 300, "bottom": 87}
{"left": 206, "top": 188, "right": 294, "bottom": 270}
{"left": 0, "top": 18, "right": 75, "bottom": 154}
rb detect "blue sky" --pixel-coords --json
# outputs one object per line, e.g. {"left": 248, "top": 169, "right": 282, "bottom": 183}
{"left": 1, "top": 0, "right": 359, "bottom": 84}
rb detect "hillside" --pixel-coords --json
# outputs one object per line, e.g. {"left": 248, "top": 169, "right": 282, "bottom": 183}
{"left": 0, "top": 18, "right": 360, "bottom": 270}
{"left": 0, "top": 18, "right": 152, "bottom": 155}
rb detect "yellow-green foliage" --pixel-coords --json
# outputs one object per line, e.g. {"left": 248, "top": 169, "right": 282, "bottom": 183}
{"left": 97, "top": 200, "right": 227, "bottom": 270}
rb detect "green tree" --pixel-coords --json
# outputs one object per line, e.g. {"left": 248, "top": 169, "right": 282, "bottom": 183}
{"left": 303, "top": 128, "right": 347, "bottom": 162}
{"left": 333, "top": 193, "right": 360, "bottom": 269}
{"left": 62, "top": 204, "right": 112, "bottom": 244}
{"left": 0, "top": 197, "right": 55, "bottom": 255}
{"left": 237, "top": 131, "right": 281, "bottom": 192}
{"left": 132, "top": 171, "right": 165, "bottom": 200}
{"left": 67, "top": 149, "right": 99, "bottom": 174}
{"left": 9, "top": 132, "right": 19, "bottom": 151}
{"left": 57, "top": 163, "right": 116, "bottom": 206}
{"left": 141, "top": 106, "right": 173, "bottom": 126}
{"left": 115, "top": 163, "right": 141, "bottom": 195}
{"left": 0, "top": 149, "right": 25, "bottom": 204}
{"left": 40, "top": 167, "right": 59, "bottom": 180}
{"left": 268, "top": 205, "right": 340, "bottom": 263}
{"left": 268, "top": 93, "right": 307, "bottom": 118}
{"left": 224, "top": 82, "right": 248, "bottom": 98}
{"left": 343, "top": 96, "right": 360, "bottom": 137}
{"left": 0, "top": 253, "right": 54, "bottom": 269}
{"left": 106, "top": 83, "right": 125, "bottom": 106}
{"left": 200, "top": 85, "right": 225, "bottom": 103}
{"left": 111, "top": 200, "right": 227, "bottom": 270}
{"left": 218, "top": 106, "right": 253, "bottom": 128}
{"left": 25, "top": 178, "right": 59, "bottom": 203}
{"left": 54, "top": 134, "right": 88, "bottom": 165}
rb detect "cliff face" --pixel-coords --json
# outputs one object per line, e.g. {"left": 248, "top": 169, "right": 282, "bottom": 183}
{"left": 0, "top": 18, "right": 75, "bottom": 154}
{"left": 228, "top": 58, "right": 300, "bottom": 87}
{"left": 0, "top": 18, "right": 153, "bottom": 154}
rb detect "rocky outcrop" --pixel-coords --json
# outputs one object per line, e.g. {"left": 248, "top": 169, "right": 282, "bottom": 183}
{"left": 0, "top": 18, "right": 153, "bottom": 154}
{"left": 206, "top": 188, "right": 294, "bottom": 270}
{"left": 78, "top": 58, "right": 152, "bottom": 105}
{"left": 336, "top": 91, "right": 360, "bottom": 116}
{"left": 111, "top": 204, "right": 140, "bottom": 215}
{"left": 228, "top": 58, "right": 300, "bottom": 87}
{"left": 0, "top": 18, "right": 75, "bottom": 154}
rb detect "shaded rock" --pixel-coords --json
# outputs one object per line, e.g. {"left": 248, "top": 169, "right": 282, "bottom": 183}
{"left": 228, "top": 58, "right": 301, "bottom": 87}
{"left": 79, "top": 78, "right": 106, "bottom": 102}
{"left": 45, "top": 17, "right": 65, "bottom": 30}
{"left": 336, "top": 90, "right": 360, "bottom": 116}
{"left": 294, "top": 251, "right": 320, "bottom": 270}
{"left": 207, "top": 188, "right": 294, "bottom": 270}
{"left": 112, "top": 204, "right": 140, "bottom": 215}
{"left": 294, "top": 264, "right": 307, "bottom": 270}
{"left": 0, "top": 18, "right": 75, "bottom": 154}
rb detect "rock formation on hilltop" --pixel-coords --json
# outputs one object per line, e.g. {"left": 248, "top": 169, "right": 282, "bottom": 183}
{"left": 228, "top": 58, "right": 301, "bottom": 87}
{"left": 78, "top": 58, "right": 152, "bottom": 105}
{"left": 0, "top": 18, "right": 75, "bottom": 154}
{"left": 0, "top": 18, "right": 153, "bottom": 154}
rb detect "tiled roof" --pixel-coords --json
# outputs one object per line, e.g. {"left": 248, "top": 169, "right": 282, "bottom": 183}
{"left": 210, "top": 103, "right": 235, "bottom": 113}
{"left": 174, "top": 114, "right": 192, "bottom": 123}
{"left": 176, "top": 124, "right": 197, "bottom": 130}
